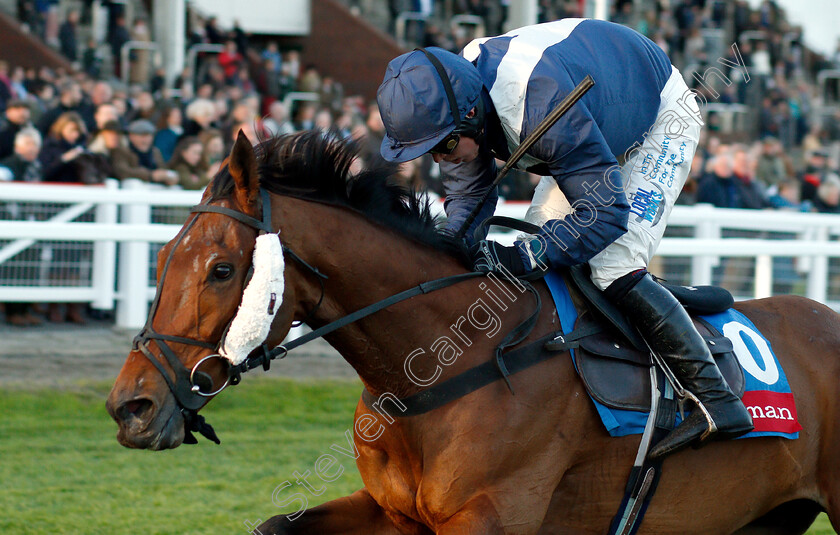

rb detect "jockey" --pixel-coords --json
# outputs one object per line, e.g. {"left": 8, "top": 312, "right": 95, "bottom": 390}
{"left": 375, "top": 18, "right": 753, "bottom": 458}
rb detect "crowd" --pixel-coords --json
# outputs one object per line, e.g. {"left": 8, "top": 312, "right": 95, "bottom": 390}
{"left": 1, "top": 0, "right": 840, "bottom": 326}
{"left": 349, "top": 0, "right": 840, "bottom": 209}
{"left": 0, "top": 7, "right": 432, "bottom": 327}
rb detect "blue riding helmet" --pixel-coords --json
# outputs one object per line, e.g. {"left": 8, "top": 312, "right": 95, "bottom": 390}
{"left": 377, "top": 47, "right": 484, "bottom": 163}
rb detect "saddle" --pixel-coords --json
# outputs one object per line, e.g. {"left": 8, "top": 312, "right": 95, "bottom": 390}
{"left": 559, "top": 264, "right": 745, "bottom": 412}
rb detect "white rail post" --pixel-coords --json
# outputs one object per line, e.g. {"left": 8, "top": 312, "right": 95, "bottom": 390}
{"left": 116, "top": 179, "right": 152, "bottom": 329}
{"left": 91, "top": 179, "right": 118, "bottom": 311}
{"left": 754, "top": 254, "right": 773, "bottom": 299}
{"left": 691, "top": 205, "right": 719, "bottom": 286}
{"left": 806, "top": 225, "right": 829, "bottom": 303}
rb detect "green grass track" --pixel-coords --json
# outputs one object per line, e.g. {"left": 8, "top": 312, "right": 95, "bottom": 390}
{"left": 0, "top": 378, "right": 834, "bottom": 534}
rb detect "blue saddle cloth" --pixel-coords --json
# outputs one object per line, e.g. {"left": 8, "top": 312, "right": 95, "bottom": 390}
{"left": 545, "top": 271, "right": 801, "bottom": 440}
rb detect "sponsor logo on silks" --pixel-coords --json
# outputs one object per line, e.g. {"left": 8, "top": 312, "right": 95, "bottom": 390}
{"left": 628, "top": 182, "right": 665, "bottom": 226}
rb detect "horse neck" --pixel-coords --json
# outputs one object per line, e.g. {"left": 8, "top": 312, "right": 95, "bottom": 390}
{"left": 275, "top": 196, "right": 476, "bottom": 397}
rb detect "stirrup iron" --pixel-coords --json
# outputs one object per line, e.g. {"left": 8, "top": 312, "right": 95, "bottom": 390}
{"left": 649, "top": 346, "right": 716, "bottom": 438}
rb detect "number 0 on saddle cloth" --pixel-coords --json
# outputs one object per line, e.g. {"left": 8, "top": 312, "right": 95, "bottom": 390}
{"left": 545, "top": 271, "right": 802, "bottom": 439}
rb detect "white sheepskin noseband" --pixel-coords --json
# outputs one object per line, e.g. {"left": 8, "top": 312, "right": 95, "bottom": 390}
{"left": 220, "top": 233, "right": 285, "bottom": 365}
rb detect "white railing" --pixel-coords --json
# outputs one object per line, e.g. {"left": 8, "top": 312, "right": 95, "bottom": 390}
{"left": 0, "top": 179, "right": 199, "bottom": 328}
{"left": 3, "top": 180, "right": 840, "bottom": 328}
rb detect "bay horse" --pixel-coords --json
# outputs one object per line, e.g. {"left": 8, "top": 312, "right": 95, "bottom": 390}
{"left": 107, "top": 132, "right": 840, "bottom": 534}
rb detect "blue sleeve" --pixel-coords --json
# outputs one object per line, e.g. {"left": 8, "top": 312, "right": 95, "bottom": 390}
{"left": 524, "top": 84, "right": 630, "bottom": 267}
{"left": 440, "top": 152, "right": 498, "bottom": 244}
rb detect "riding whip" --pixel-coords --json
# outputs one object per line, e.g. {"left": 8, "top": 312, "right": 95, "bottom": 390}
{"left": 453, "top": 74, "right": 595, "bottom": 241}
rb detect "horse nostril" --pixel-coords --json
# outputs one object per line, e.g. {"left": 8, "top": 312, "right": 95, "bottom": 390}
{"left": 118, "top": 398, "right": 154, "bottom": 423}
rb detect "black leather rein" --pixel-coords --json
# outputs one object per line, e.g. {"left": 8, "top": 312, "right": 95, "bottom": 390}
{"left": 133, "top": 188, "right": 538, "bottom": 445}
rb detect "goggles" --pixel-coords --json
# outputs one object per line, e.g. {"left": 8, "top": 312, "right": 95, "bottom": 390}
{"left": 429, "top": 133, "right": 460, "bottom": 155}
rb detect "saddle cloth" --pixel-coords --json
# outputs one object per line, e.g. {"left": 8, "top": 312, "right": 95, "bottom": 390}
{"left": 545, "top": 270, "right": 802, "bottom": 439}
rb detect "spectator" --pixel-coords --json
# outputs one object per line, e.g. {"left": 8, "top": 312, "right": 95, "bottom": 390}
{"left": 0, "top": 100, "right": 33, "bottom": 159}
{"left": 222, "top": 100, "right": 257, "bottom": 140}
{"left": 755, "top": 136, "right": 793, "bottom": 189}
{"left": 129, "top": 18, "right": 152, "bottom": 86}
{"left": 39, "top": 113, "right": 97, "bottom": 324}
{"left": 109, "top": 119, "right": 178, "bottom": 185}
{"left": 313, "top": 107, "right": 333, "bottom": 131}
{"left": 799, "top": 150, "right": 830, "bottom": 204}
{"left": 732, "top": 147, "right": 769, "bottom": 209}
{"left": 0, "top": 127, "right": 42, "bottom": 183}
{"left": 198, "top": 128, "right": 224, "bottom": 174}
{"left": 256, "top": 57, "right": 282, "bottom": 108}
{"left": 278, "top": 58, "right": 297, "bottom": 97}
{"left": 149, "top": 67, "right": 166, "bottom": 96}
{"left": 9, "top": 66, "right": 28, "bottom": 100}
{"left": 697, "top": 152, "right": 738, "bottom": 208}
{"left": 261, "top": 41, "right": 282, "bottom": 73}
{"left": 92, "top": 103, "right": 120, "bottom": 134}
{"left": 183, "top": 98, "right": 216, "bottom": 138}
{"left": 168, "top": 136, "right": 209, "bottom": 190}
{"left": 319, "top": 76, "right": 343, "bottom": 114}
{"left": 684, "top": 26, "right": 707, "bottom": 65}
{"left": 814, "top": 173, "right": 840, "bottom": 214}
{"left": 284, "top": 50, "right": 301, "bottom": 81}
{"left": 36, "top": 80, "right": 83, "bottom": 135}
{"left": 125, "top": 90, "right": 157, "bottom": 124}
{"left": 204, "top": 15, "right": 224, "bottom": 44}
{"left": 293, "top": 102, "right": 317, "bottom": 131}
{"left": 677, "top": 152, "right": 704, "bottom": 205}
{"left": 298, "top": 65, "right": 321, "bottom": 93}
{"left": 768, "top": 179, "right": 809, "bottom": 211}
{"left": 262, "top": 101, "right": 294, "bottom": 137}
{"left": 58, "top": 10, "right": 79, "bottom": 62}
{"left": 0, "top": 128, "right": 43, "bottom": 326}
{"left": 81, "top": 38, "right": 103, "bottom": 78}
{"left": 88, "top": 119, "right": 124, "bottom": 157}
{"left": 89, "top": 81, "right": 114, "bottom": 109}
{"left": 218, "top": 39, "right": 244, "bottom": 81}
{"left": 0, "top": 61, "right": 15, "bottom": 110}
{"left": 109, "top": 15, "right": 131, "bottom": 79}
{"left": 359, "top": 103, "right": 386, "bottom": 167}
{"left": 233, "top": 66, "right": 255, "bottom": 94}
{"left": 16, "top": 0, "right": 40, "bottom": 35}
{"left": 38, "top": 111, "right": 87, "bottom": 183}
{"left": 801, "top": 124, "right": 826, "bottom": 158}
{"left": 231, "top": 19, "right": 249, "bottom": 55}
{"left": 153, "top": 104, "right": 183, "bottom": 162}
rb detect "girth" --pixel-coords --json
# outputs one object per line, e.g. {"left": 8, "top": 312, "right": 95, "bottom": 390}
{"left": 361, "top": 323, "right": 601, "bottom": 417}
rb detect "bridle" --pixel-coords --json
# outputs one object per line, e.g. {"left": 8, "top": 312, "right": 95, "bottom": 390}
{"left": 132, "top": 188, "right": 326, "bottom": 444}
{"left": 133, "top": 189, "right": 531, "bottom": 445}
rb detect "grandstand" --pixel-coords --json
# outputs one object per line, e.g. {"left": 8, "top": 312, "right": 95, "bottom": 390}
{"left": 0, "top": 0, "right": 839, "bottom": 327}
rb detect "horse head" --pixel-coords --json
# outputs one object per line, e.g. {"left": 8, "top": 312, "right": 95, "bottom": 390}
{"left": 106, "top": 132, "right": 298, "bottom": 449}
{"left": 107, "top": 129, "right": 468, "bottom": 450}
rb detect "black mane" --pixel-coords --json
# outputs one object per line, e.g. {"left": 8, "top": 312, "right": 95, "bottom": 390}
{"left": 210, "top": 132, "right": 468, "bottom": 263}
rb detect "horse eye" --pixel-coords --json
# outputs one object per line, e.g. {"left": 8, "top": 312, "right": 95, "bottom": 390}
{"left": 212, "top": 263, "right": 234, "bottom": 281}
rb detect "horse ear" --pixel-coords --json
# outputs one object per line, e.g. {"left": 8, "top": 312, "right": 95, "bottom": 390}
{"left": 228, "top": 130, "right": 260, "bottom": 217}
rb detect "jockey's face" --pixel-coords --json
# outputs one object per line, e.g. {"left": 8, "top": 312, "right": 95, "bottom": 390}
{"left": 431, "top": 135, "right": 479, "bottom": 165}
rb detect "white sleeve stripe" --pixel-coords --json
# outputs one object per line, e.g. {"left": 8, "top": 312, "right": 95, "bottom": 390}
{"left": 488, "top": 18, "right": 584, "bottom": 148}
{"left": 462, "top": 36, "right": 492, "bottom": 62}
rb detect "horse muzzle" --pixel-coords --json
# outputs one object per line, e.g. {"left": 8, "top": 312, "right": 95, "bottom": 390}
{"left": 106, "top": 386, "right": 185, "bottom": 450}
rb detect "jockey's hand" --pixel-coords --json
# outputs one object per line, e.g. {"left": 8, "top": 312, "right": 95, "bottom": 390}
{"left": 470, "top": 239, "right": 550, "bottom": 277}
{"left": 470, "top": 240, "right": 528, "bottom": 276}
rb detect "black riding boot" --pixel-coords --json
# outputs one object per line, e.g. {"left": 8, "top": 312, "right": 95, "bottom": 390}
{"left": 611, "top": 273, "right": 754, "bottom": 458}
